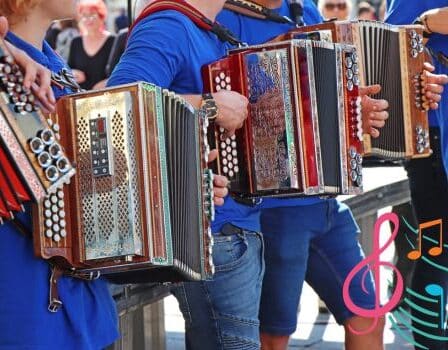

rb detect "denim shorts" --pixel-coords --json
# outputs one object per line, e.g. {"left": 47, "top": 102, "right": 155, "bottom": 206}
{"left": 171, "top": 227, "right": 265, "bottom": 350}
{"left": 259, "top": 199, "right": 375, "bottom": 335}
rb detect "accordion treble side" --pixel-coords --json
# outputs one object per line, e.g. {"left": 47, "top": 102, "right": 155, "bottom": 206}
{"left": 33, "top": 83, "right": 214, "bottom": 281}
{"left": 202, "top": 39, "right": 363, "bottom": 199}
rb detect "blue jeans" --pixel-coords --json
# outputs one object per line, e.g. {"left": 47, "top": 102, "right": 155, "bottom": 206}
{"left": 171, "top": 227, "right": 264, "bottom": 350}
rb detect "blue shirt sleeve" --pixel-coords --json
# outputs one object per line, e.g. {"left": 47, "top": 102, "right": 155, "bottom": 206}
{"left": 108, "top": 13, "right": 189, "bottom": 88}
{"left": 304, "top": 0, "right": 324, "bottom": 25}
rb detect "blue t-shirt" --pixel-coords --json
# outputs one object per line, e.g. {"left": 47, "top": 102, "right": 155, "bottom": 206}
{"left": 0, "top": 32, "right": 119, "bottom": 350}
{"left": 218, "top": 0, "right": 326, "bottom": 208}
{"left": 386, "top": 1, "right": 448, "bottom": 172}
{"left": 108, "top": 10, "right": 261, "bottom": 233}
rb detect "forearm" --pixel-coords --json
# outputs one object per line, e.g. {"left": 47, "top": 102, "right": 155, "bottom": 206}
{"left": 419, "top": 7, "right": 448, "bottom": 35}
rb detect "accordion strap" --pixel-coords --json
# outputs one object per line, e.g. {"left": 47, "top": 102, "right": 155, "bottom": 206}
{"left": 131, "top": 0, "right": 244, "bottom": 46}
{"left": 223, "top": 0, "right": 300, "bottom": 25}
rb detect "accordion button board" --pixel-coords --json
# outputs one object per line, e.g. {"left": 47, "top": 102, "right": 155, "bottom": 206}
{"left": 202, "top": 39, "right": 363, "bottom": 199}
{"left": 33, "top": 83, "right": 215, "bottom": 282}
{"left": 0, "top": 38, "right": 74, "bottom": 223}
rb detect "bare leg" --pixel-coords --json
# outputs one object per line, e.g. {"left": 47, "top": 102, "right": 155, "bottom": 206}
{"left": 260, "top": 333, "right": 290, "bottom": 350}
{"left": 344, "top": 316, "right": 385, "bottom": 350}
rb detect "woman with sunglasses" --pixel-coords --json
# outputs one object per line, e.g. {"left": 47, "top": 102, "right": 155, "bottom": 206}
{"left": 319, "top": 0, "right": 352, "bottom": 20}
{"left": 68, "top": 0, "right": 114, "bottom": 90}
{"left": 0, "top": 1, "right": 119, "bottom": 349}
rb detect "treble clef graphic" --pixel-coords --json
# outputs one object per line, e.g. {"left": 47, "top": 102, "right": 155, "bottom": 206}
{"left": 342, "top": 212, "right": 404, "bottom": 334}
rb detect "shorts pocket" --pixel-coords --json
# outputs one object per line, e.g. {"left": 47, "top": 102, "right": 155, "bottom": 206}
{"left": 212, "top": 234, "right": 248, "bottom": 271}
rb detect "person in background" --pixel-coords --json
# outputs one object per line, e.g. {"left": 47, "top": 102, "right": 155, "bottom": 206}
{"left": 386, "top": 2, "right": 448, "bottom": 349}
{"left": 0, "top": 1, "right": 120, "bottom": 348}
{"left": 55, "top": 19, "right": 79, "bottom": 62}
{"left": 357, "top": 1, "right": 376, "bottom": 20}
{"left": 318, "top": 0, "right": 352, "bottom": 20}
{"left": 114, "top": 7, "right": 129, "bottom": 33}
{"left": 45, "top": 21, "right": 61, "bottom": 49}
{"left": 68, "top": 0, "right": 114, "bottom": 90}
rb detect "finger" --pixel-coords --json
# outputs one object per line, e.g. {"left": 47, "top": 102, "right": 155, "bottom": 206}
{"left": 424, "top": 82, "right": 444, "bottom": 95}
{"left": 425, "top": 91, "right": 442, "bottom": 103}
{"left": 425, "top": 72, "right": 448, "bottom": 86}
{"left": 213, "top": 174, "right": 229, "bottom": 188}
{"left": 38, "top": 67, "right": 56, "bottom": 104}
{"left": 213, "top": 186, "right": 229, "bottom": 199}
{"left": 207, "top": 149, "right": 218, "bottom": 163}
{"left": 0, "top": 17, "right": 8, "bottom": 38}
{"left": 430, "top": 102, "right": 439, "bottom": 110}
{"left": 214, "top": 197, "right": 225, "bottom": 206}
{"left": 369, "top": 127, "right": 380, "bottom": 138}
{"left": 369, "top": 111, "right": 389, "bottom": 121}
{"left": 423, "top": 61, "right": 435, "bottom": 73}
{"left": 359, "top": 84, "right": 381, "bottom": 96}
{"left": 221, "top": 128, "right": 235, "bottom": 140}
{"left": 31, "top": 83, "right": 55, "bottom": 112}
{"left": 370, "top": 118, "right": 386, "bottom": 129}
{"left": 22, "top": 61, "right": 37, "bottom": 90}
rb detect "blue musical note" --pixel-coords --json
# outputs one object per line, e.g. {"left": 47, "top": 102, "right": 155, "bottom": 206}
{"left": 425, "top": 284, "right": 445, "bottom": 329}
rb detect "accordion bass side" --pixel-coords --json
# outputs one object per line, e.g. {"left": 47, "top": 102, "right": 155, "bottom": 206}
{"left": 273, "top": 21, "right": 430, "bottom": 159}
{"left": 33, "top": 83, "right": 215, "bottom": 281}
{"left": 0, "top": 39, "right": 74, "bottom": 222}
{"left": 202, "top": 39, "right": 363, "bottom": 198}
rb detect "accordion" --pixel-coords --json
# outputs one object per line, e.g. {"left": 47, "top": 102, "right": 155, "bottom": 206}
{"left": 33, "top": 83, "right": 215, "bottom": 281}
{"left": 273, "top": 20, "right": 430, "bottom": 159}
{"left": 0, "top": 39, "right": 74, "bottom": 223}
{"left": 203, "top": 39, "right": 363, "bottom": 198}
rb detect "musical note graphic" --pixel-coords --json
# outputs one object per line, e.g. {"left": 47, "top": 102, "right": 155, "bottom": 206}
{"left": 425, "top": 284, "right": 445, "bottom": 329}
{"left": 407, "top": 219, "right": 443, "bottom": 260}
{"left": 343, "top": 212, "right": 404, "bottom": 334}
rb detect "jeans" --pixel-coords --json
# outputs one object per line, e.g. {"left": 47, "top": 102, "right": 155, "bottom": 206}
{"left": 171, "top": 226, "right": 264, "bottom": 350}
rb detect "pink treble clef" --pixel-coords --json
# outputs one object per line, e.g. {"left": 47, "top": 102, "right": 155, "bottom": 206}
{"left": 342, "top": 212, "right": 404, "bottom": 334}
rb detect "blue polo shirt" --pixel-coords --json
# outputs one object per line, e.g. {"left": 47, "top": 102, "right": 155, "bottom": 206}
{"left": 386, "top": 0, "right": 448, "bottom": 172}
{"left": 108, "top": 10, "right": 261, "bottom": 233}
{"left": 0, "top": 32, "right": 119, "bottom": 350}
{"left": 218, "top": 0, "right": 326, "bottom": 208}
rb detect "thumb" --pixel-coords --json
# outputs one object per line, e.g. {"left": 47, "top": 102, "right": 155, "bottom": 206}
{"left": 0, "top": 17, "right": 8, "bottom": 38}
{"left": 207, "top": 148, "right": 218, "bottom": 163}
{"left": 424, "top": 61, "right": 435, "bottom": 73}
{"left": 359, "top": 84, "right": 381, "bottom": 96}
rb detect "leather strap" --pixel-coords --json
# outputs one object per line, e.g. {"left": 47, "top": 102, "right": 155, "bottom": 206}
{"left": 130, "top": 0, "right": 244, "bottom": 46}
{"left": 224, "top": 0, "right": 296, "bottom": 25}
{"left": 48, "top": 266, "right": 64, "bottom": 313}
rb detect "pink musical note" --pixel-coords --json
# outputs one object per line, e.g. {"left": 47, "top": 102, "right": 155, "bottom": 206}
{"left": 407, "top": 219, "right": 443, "bottom": 260}
{"left": 343, "top": 212, "right": 404, "bottom": 335}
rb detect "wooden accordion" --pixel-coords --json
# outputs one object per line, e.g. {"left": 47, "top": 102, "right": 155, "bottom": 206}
{"left": 203, "top": 39, "right": 363, "bottom": 198}
{"left": 33, "top": 83, "right": 215, "bottom": 281}
{"left": 0, "top": 39, "right": 74, "bottom": 223}
{"left": 273, "top": 20, "right": 430, "bottom": 159}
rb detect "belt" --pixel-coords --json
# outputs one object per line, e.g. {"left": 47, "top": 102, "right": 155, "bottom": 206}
{"left": 221, "top": 223, "right": 244, "bottom": 236}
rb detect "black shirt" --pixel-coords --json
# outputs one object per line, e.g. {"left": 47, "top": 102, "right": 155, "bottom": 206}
{"left": 68, "top": 35, "right": 115, "bottom": 90}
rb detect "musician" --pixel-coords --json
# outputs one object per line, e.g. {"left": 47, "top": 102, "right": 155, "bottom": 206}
{"left": 218, "top": 1, "right": 448, "bottom": 349}
{"left": 0, "top": 1, "right": 120, "bottom": 349}
{"left": 386, "top": 2, "right": 448, "bottom": 349}
{"left": 108, "top": 0, "right": 265, "bottom": 349}
{"left": 318, "top": 0, "right": 352, "bottom": 20}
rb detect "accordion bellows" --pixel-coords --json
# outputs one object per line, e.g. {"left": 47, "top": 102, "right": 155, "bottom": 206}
{"left": 274, "top": 20, "right": 430, "bottom": 160}
{"left": 203, "top": 39, "right": 363, "bottom": 198}
{"left": 33, "top": 83, "right": 215, "bottom": 281}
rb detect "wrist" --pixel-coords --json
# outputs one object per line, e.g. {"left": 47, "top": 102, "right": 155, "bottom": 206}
{"left": 415, "top": 13, "right": 433, "bottom": 37}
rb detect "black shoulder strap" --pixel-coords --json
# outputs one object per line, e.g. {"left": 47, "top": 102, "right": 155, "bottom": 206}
{"left": 223, "top": 0, "right": 302, "bottom": 26}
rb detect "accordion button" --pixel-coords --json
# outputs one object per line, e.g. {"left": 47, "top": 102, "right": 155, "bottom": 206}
{"left": 347, "top": 80, "right": 354, "bottom": 91}
{"left": 40, "top": 129, "right": 55, "bottom": 145}
{"left": 30, "top": 137, "right": 45, "bottom": 154}
{"left": 220, "top": 73, "right": 226, "bottom": 79}
{"left": 410, "top": 30, "right": 417, "bottom": 39}
{"left": 228, "top": 170, "right": 234, "bottom": 178}
{"left": 60, "top": 229, "right": 67, "bottom": 238}
{"left": 38, "top": 152, "right": 52, "bottom": 168}
{"left": 216, "top": 85, "right": 222, "bottom": 91}
{"left": 215, "top": 76, "right": 220, "bottom": 84}
{"left": 356, "top": 175, "right": 363, "bottom": 187}
{"left": 350, "top": 171, "right": 358, "bottom": 182}
{"left": 225, "top": 76, "right": 231, "bottom": 84}
{"left": 60, "top": 220, "right": 66, "bottom": 228}
{"left": 53, "top": 234, "right": 61, "bottom": 243}
{"left": 44, "top": 209, "right": 52, "bottom": 218}
{"left": 411, "top": 49, "right": 418, "bottom": 58}
{"left": 45, "top": 166, "right": 59, "bottom": 182}
{"left": 45, "top": 219, "right": 52, "bottom": 228}
{"left": 345, "top": 57, "right": 353, "bottom": 69}
{"left": 52, "top": 204, "right": 58, "bottom": 213}
{"left": 349, "top": 147, "right": 357, "bottom": 158}
{"left": 356, "top": 154, "right": 363, "bottom": 165}
{"left": 52, "top": 214, "right": 59, "bottom": 222}
{"left": 222, "top": 158, "right": 228, "bottom": 165}
{"left": 228, "top": 162, "right": 234, "bottom": 169}
{"left": 232, "top": 150, "right": 237, "bottom": 156}
{"left": 411, "top": 38, "right": 418, "bottom": 49}
{"left": 346, "top": 69, "right": 354, "bottom": 80}
{"left": 49, "top": 143, "right": 63, "bottom": 159}
{"left": 45, "top": 230, "right": 53, "bottom": 238}
{"left": 220, "top": 142, "right": 226, "bottom": 149}
{"left": 350, "top": 159, "right": 357, "bottom": 170}
{"left": 232, "top": 158, "right": 238, "bottom": 165}
{"left": 53, "top": 224, "right": 60, "bottom": 233}
{"left": 59, "top": 211, "right": 66, "bottom": 219}
{"left": 223, "top": 166, "right": 229, "bottom": 174}
{"left": 44, "top": 200, "right": 51, "bottom": 209}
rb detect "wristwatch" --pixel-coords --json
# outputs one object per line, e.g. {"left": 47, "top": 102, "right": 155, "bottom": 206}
{"left": 201, "top": 93, "right": 219, "bottom": 121}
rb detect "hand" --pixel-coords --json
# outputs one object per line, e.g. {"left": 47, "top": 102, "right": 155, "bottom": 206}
{"left": 0, "top": 16, "right": 8, "bottom": 38}
{"left": 208, "top": 149, "right": 229, "bottom": 206}
{"left": 359, "top": 84, "right": 389, "bottom": 138}
{"left": 212, "top": 90, "right": 248, "bottom": 139}
{"left": 72, "top": 69, "right": 87, "bottom": 84}
{"left": 422, "top": 62, "right": 448, "bottom": 110}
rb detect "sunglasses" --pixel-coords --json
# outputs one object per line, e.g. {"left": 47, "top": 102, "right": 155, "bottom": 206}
{"left": 80, "top": 13, "right": 99, "bottom": 21}
{"left": 324, "top": 3, "right": 347, "bottom": 10}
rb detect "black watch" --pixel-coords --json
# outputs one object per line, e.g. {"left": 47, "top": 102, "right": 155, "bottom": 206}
{"left": 201, "top": 93, "right": 219, "bottom": 121}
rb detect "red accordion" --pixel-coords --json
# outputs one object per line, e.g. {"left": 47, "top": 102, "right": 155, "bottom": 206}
{"left": 203, "top": 39, "right": 363, "bottom": 198}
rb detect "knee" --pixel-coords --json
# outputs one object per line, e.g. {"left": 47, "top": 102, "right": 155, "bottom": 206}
{"left": 345, "top": 315, "right": 385, "bottom": 343}
{"left": 260, "top": 333, "right": 290, "bottom": 350}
